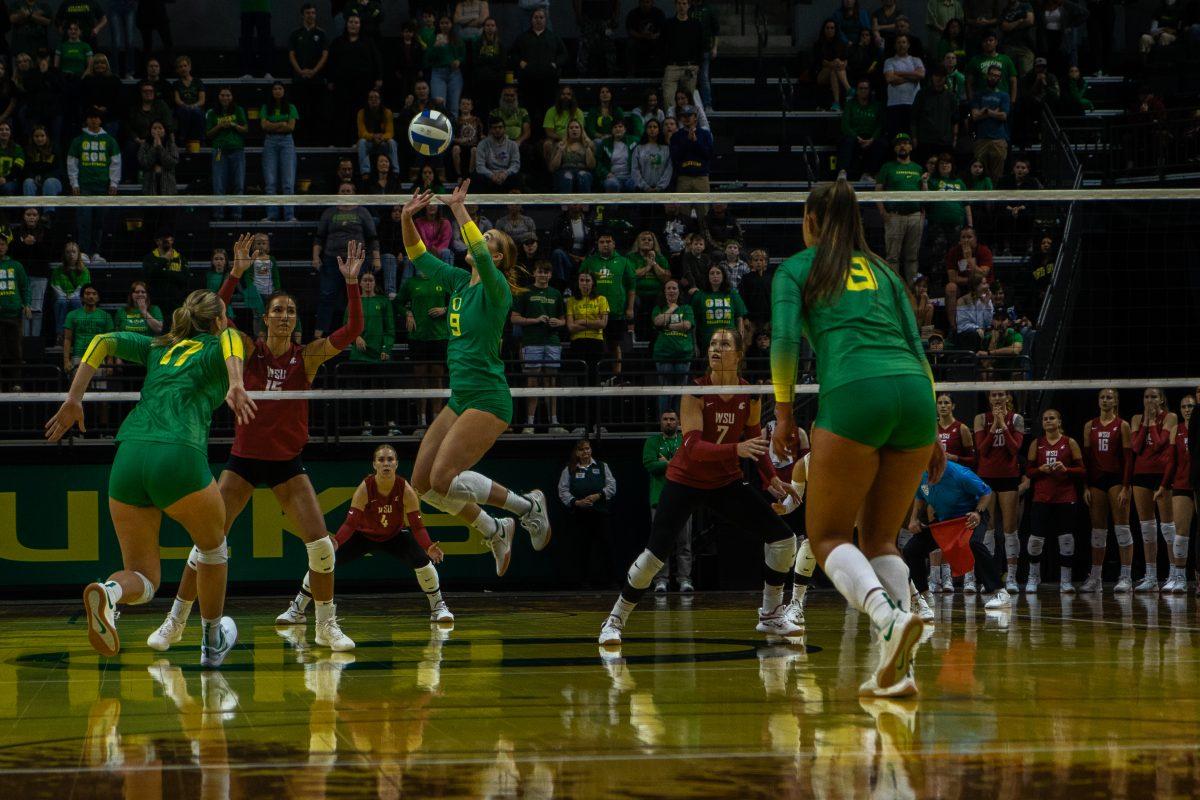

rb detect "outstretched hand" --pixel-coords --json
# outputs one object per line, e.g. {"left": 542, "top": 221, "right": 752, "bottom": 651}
{"left": 338, "top": 240, "right": 365, "bottom": 281}
{"left": 442, "top": 178, "right": 471, "bottom": 209}
{"left": 45, "top": 397, "right": 85, "bottom": 442}
{"left": 231, "top": 232, "right": 255, "bottom": 278}
{"left": 226, "top": 384, "right": 258, "bottom": 426}
{"left": 402, "top": 188, "right": 436, "bottom": 218}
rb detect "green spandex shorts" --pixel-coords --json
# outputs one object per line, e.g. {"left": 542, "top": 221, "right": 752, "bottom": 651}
{"left": 815, "top": 374, "right": 937, "bottom": 450}
{"left": 109, "top": 442, "right": 214, "bottom": 509}
{"left": 448, "top": 385, "right": 514, "bottom": 425}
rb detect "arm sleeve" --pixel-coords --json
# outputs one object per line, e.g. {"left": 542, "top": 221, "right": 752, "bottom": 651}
{"left": 1003, "top": 420, "right": 1024, "bottom": 456}
{"left": 82, "top": 331, "right": 150, "bottom": 368}
{"left": 642, "top": 437, "right": 669, "bottom": 475}
{"left": 557, "top": 467, "right": 573, "bottom": 507}
{"left": 327, "top": 282, "right": 364, "bottom": 349}
{"left": 681, "top": 429, "right": 738, "bottom": 464}
{"left": 406, "top": 509, "right": 433, "bottom": 549}
{"left": 770, "top": 265, "right": 804, "bottom": 403}
{"left": 217, "top": 273, "right": 239, "bottom": 306}
{"left": 335, "top": 507, "right": 364, "bottom": 542}
{"left": 958, "top": 428, "right": 977, "bottom": 468}
{"left": 743, "top": 421, "right": 776, "bottom": 488}
{"left": 462, "top": 221, "right": 509, "bottom": 306}
{"left": 602, "top": 463, "right": 617, "bottom": 500}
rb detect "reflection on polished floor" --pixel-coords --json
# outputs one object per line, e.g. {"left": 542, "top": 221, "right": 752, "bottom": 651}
{"left": 1, "top": 592, "right": 1199, "bottom": 799}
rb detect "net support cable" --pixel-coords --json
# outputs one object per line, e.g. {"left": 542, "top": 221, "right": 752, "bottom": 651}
{"left": 6, "top": 378, "right": 1198, "bottom": 403}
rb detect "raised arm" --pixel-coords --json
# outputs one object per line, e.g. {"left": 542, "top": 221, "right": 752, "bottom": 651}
{"left": 220, "top": 326, "right": 257, "bottom": 426}
{"left": 303, "top": 241, "right": 365, "bottom": 378}
{"left": 442, "top": 179, "right": 508, "bottom": 305}
{"left": 402, "top": 189, "right": 456, "bottom": 284}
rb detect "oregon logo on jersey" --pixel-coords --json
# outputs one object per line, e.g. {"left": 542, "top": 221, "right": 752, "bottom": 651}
{"left": 845, "top": 257, "right": 879, "bottom": 292}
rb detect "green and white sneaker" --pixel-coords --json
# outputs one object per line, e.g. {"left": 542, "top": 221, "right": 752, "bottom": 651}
{"left": 519, "top": 489, "right": 552, "bottom": 551}
{"left": 83, "top": 582, "right": 120, "bottom": 657}
{"left": 200, "top": 616, "right": 239, "bottom": 669}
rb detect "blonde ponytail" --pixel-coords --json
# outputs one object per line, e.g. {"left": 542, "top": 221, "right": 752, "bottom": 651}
{"left": 802, "top": 178, "right": 887, "bottom": 309}
{"left": 154, "top": 289, "right": 225, "bottom": 346}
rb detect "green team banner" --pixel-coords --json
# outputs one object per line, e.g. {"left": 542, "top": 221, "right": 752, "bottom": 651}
{"left": 0, "top": 458, "right": 586, "bottom": 589}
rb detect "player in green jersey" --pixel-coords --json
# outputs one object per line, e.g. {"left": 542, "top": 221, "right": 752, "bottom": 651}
{"left": 769, "top": 179, "right": 946, "bottom": 699}
{"left": 400, "top": 182, "right": 551, "bottom": 576}
{"left": 45, "top": 289, "right": 257, "bottom": 668}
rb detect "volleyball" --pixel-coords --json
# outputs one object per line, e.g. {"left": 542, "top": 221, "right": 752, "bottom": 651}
{"left": 407, "top": 108, "right": 453, "bottom": 156}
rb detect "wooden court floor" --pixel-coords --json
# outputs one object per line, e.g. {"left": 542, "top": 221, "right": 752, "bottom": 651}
{"left": 0, "top": 591, "right": 1198, "bottom": 799}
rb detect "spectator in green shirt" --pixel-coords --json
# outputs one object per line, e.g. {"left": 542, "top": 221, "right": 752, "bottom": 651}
{"left": 55, "top": 0, "right": 106, "bottom": 46}
{"left": 540, "top": 84, "right": 585, "bottom": 166}
{"left": 0, "top": 236, "right": 31, "bottom": 375}
{"left": 62, "top": 283, "right": 113, "bottom": 372}
{"left": 690, "top": 264, "right": 747, "bottom": 347}
{"left": 206, "top": 87, "right": 249, "bottom": 221}
{"left": 260, "top": 81, "right": 300, "bottom": 222}
{"left": 837, "top": 79, "right": 888, "bottom": 180}
{"left": 398, "top": 260, "right": 454, "bottom": 432}
{"left": 113, "top": 280, "right": 163, "bottom": 337}
{"left": 922, "top": 152, "right": 972, "bottom": 263}
{"left": 348, "top": 271, "right": 394, "bottom": 362}
{"left": 55, "top": 21, "right": 93, "bottom": 76}
{"left": 643, "top": 409, "right": 691, "bottom": 591}
{"left": 875, "top": 132, "right": 925, "bottom": 282}
{"left": 425, "top": 16, "right": 465, "bottom": 121}
{"left": 579, "top": 231, "right": 635, "bottom": 378}
{"left": 66, "top": 107, "right": 120, "bottom": 263}
{"left": 50, "top": 241, "right": 88, "bottom": 336}
{"left": 510, "top": 262, "right": 568, "bottom": 433}
{"left": 0, "top": 122, "right": 25, "bottom": 195}
{"left": 964, "top": 31, "right": 1017, "bottom": 100}
{"left": 651, "top": 279, "right": 695, "bottom": 418}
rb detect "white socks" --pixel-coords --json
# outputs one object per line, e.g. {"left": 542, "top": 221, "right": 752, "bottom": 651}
{"left": 610, "top": 596, "right": 635, "bottom": 624}
{"left": 502, "top": 491, "right": 533, "bottom": 516}
{"left": 102, "top": 580, "right": 123, "bottom": 605}
{"left": 415, "top": 564, "right": 443, "bottom": 608}
{"left": 471, "top": 510, "right": 499, "bottom": 539}
{"left": 824, "top": 543, "right": 895, "bottom": 629}
{"left": 869, "top": 554, "right": 911, "bottom": 614}
{"left": 315, "top": 599, "right": 334, "bottom": 624}
{"left": 171, "top": 597, "right": 194, "bottom": 624}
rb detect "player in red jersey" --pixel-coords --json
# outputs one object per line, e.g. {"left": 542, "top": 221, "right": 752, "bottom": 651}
{"left": 1081, "top": 388, "right": 1134, "bottom": 593}
{"left": 148, "top": 235, "right": 366, "bottom": 653}
{"left": 973, "top": 390, "right": 1025, "bottom": 593}
{"left": 1157, "top": 393, "right": 1193, "bottom": 593}
{"left": 1130, "top": 387, "right": 1178, "bottom": 592}
{"left": 599, "top": 329, "right": 801, "bottom": 646}
{"left": 932, "top": 393, "right": 976, "bottom": 592}
{"left": 1024, "top": 409, "right": 1084, "bottom": 593}
{"left": 278, "top": 444, "right": 456, "bottom": 622}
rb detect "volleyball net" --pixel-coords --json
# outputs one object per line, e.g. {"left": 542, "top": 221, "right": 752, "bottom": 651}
{"left": 0, "top": 189, "right": 1194, "bottom": 442}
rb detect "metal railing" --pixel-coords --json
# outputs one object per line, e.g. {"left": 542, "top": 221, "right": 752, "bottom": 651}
{"left": 1054, "top": 106, "right": 1200, "bottom": 185}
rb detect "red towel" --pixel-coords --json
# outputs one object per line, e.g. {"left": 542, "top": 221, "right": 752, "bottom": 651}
{"left": 930, "top": 517, "right": 976, "bottom": 577}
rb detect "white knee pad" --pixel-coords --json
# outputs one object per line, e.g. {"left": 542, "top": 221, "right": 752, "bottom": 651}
{"left": 301, "top": 571, "right": 312, "bottom": 594}
{"left": 896, "top": 528, "right": 913, "bottom": 549}
{"left": 765, "top": 536, "right": 798, "bottom": 573}
{"left": 1161, "top": 522, "right": 1176, "bottom": 549}
{"left": 1141, "top": 521, "right": 1158, "bottom": 544}
{"left": 447, "top": 471, "right": 493, "bottom": 505}
{"left": 126, "top": 570, "right": 156, "bottom": 605}
{"left": 1115, "top": 525, "right": 1134, "bottom": 548}
{"left": 1058, "top": 534, "right": 1075, "bottom": 558}
{"left": 186, "top": 545, "right": 201, "bottom": 571}
{"left": 1027, "top": 535, "right": 1045, "bottom": 557}
{"left": 1004, "top": 532, "right": 1020, "bottom": 561}
{"left": 795, "top": 538, "right": 817, "bottom": 578}
{"left": 194, "top": 539, "right": 229, "bottom": 565}
{"left": 422, "top": 488, "right": 467, "bottom": 516}
{"left": 627, "top": 550, "right": 665, "bottom": 590}
{"left": 414, "top": 563, "right": 440, "bottom": 594}
{"left": 306, "top": 536, "right": 336, "bottom": 574}
{"left": 1173, "top": 533, "right": 1190, "bottom": 561}
{"left": 1091, "top": 528, "right": 1108, "bottom": 549}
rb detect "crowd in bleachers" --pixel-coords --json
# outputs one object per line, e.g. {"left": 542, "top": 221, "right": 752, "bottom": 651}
{"left": 1, "top": 0, "right": 1177, "bottom": 434}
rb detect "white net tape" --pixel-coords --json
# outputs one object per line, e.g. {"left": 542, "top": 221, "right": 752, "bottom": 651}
{"left": 0, "top": 188, "right": 1193, "bottom": 208}
{"left": 4, "top": 378, "right": 1197, "bottom": 403}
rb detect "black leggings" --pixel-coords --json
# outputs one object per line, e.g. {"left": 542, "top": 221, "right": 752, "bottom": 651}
{"left": 336, "top": 531, "right": 431, "bottom": 569}
{"left": 903, "top": 512, "right": 1003, "bottom": 593}
{"left": 623, "top": 479, "right": 794, "bottom": 603}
